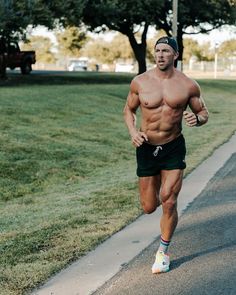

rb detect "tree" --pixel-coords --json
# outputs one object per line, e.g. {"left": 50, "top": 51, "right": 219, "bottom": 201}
{"left": 81, "top": 0, "right": 235, "bottom": 73}
{"left": 0, "top": 0, "right": 50, "bottom": 40}
{"left": 182, "top": 38, "right": 201, "bottom": 64}
{"left": 0, "top": 0, "right": 87, "bottom": 40}
{"left": 1, "top": 0, "right": 235, "bottom": 75}
{"left": 81, "top": 33, "right": 134, "bottom": 65}
{"left": 82, "top": 0, "right": 165, "bottom": 74}
{"left": 21, "top": 36, "right": 56, "bottom": 64}
{"left": 82, "top": 39, "right": 114, "bottom": 64}
{"left": 56, "top": 26, "right": 88, "bottom": 58}
{"left": 182, "top": 38, "right": 214, "bottom": 64}
{"left": 154, "top": 0, "right": 236, "bottom": 67}
{"left": 0, "top": 0, "right": 86, "bottom": 78}
{"left": 109, "top": 34, "right": 135, "bottom": 60}
{"left": 218, "top": 38, "right": 236, "bottom": 57}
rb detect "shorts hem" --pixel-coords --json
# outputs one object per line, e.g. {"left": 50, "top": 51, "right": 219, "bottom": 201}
{"left": 137, "top": 166, "right": 186, "bottom": 177}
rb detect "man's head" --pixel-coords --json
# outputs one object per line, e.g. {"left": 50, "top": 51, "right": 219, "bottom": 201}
{"left": 154, "top": 36, "right": 179, "bottom": 71}
{"left": 155, "top": 36, "right": 178, "bottom": 53}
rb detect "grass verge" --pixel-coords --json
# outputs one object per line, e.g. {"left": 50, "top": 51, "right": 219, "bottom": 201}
{"left": 0, "top": 72, "right": 235, "bottom": 294}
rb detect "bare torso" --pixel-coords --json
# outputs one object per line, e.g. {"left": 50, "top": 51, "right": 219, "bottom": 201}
{"left": 135, "top": 68, "right": 194, "bottom": 145}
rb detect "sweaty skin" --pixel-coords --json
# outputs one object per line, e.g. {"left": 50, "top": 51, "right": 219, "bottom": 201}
{"left": 124, "top": 44, "right": 209, "bottom": 147}
{"left": 123, "top": 42, "right": 209, "bottom": 247}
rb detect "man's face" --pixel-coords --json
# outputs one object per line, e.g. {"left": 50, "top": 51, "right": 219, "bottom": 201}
{"left": 154, "top": 44, "right": 178, "bottom": 71}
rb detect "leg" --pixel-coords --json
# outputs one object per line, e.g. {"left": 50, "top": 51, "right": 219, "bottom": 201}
{"left": 139, "top": 175, "right": 161, "bottom": 214}
{"left": 159, "top": 169, "right": 184, "bottom": 241}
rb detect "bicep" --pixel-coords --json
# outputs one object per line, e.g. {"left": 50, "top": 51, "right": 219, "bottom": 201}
{"left": 188, "top": 82, "right": 207, "bottom": 114}
{"left": 124, "top": 81, "right": 140, "bottom": 113}
{"left": 188, "top": 96, "right": 207, "bottom": 113}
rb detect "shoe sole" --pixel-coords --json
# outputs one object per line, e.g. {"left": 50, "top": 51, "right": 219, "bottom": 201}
{"left": 152, "top": 267, "right": 169, "bottom": 274}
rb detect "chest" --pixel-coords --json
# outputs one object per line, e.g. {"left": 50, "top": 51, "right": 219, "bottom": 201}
{"left": 139, "top": 80, "right": 189, "bottom": 109}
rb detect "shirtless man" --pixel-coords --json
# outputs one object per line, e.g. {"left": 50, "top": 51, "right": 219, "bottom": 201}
{"left": 123, "top": 36, "right": 209, "bottom": 273}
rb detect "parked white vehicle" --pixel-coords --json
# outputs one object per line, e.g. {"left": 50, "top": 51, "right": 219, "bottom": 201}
{"left": 67, "top": 58, "right": 88, "bottom": 71}
{"left": 115, "top": 63, "right": 134, "bottom": 73}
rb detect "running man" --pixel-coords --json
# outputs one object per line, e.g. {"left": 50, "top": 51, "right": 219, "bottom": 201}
{"left": 123, "top": 36, "right": 209, "bottom": 273}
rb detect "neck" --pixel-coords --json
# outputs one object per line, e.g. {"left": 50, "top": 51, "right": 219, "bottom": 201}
{"left": 155, "top": 67, "right": 175, "bottom": 79}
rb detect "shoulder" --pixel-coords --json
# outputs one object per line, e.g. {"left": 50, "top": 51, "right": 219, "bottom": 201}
{"left": 130, "top": 69, "right": 153, "bottom": 92}
{"left": 175, "top": 70, "right": 200, "bottom": 96}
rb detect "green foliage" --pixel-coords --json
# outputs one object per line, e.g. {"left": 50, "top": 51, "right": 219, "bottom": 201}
{"left": 183, "top": 38, "right": 201, "bottom": 63}
{"left": 82, "top": 33, "right": 134, "bottom": 64}
{"left": 0, "top": 0, "right": 53, "bottom": 39}
{"left": 183, "top": 38, "right": 214, "bottom": 62}
{"left": 183, "top": 37, "right": 236, "bottom": 64}
{"left": 178, "top": 0, "right": 235, "bottom": 32}
{"left": 0, "top": 73, "right": 235, "bottom": 295}
{"left": 82, "top": 0, "right": 165, "bottom": 73}
{"left": 21, "top": 35, "right": 56, "bottom": 63}
{"left": 1, "top": 0, "right": 235, "bottom": 73}
{"left": 153, "top": 0, "right": 236, "bottom": 60}
{"left": 109, "top": 34, "right": 134, "bottom": 60}
{"left": 218, "top": 38, "right": 236, "bottom": 57}
{"left": 56, "top": 26, "right": 88, "bottom": 58}
{"left": 0, "top": 0, "right": 86, "bottom": 40}
{"left": 82, "top": 0, "right": 164, "bottom": 32}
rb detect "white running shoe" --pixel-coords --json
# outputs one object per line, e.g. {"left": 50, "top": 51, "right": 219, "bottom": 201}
{"left": 152, "top": 251, "right": 170, "bottom": 274}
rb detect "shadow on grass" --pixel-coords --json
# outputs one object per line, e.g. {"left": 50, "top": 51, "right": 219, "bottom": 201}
{"left": 0, "top": 71, "right": 135, "bottom": 87}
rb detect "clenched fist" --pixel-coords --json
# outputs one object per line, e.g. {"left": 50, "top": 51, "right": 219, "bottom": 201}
{"left": 183, "top": 111, "right": 199, "bottom": 127}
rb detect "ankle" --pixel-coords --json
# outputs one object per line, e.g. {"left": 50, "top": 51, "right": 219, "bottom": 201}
{"left": 158, "top": 236, "right": 171, "bottom": 254}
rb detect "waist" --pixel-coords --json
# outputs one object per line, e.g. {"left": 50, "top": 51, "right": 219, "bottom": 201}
{"left": 144, "top": 133, "right": 184, "bottom": 148}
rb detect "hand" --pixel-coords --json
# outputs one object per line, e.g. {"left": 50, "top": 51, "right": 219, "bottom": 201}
{"left": 130, "top": 130, "right": 148, "bottom": 147}
{"left": 183, "top": 111, "right": 198, "bottom": 127}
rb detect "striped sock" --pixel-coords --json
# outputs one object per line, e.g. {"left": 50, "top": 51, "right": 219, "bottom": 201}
{"left": 158, "top": 236, "right": 171, "bottom": 254}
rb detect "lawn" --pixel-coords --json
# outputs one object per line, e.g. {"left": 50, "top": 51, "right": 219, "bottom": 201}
{"left": 0, "top": 72, "right": 235, "bottom": 295}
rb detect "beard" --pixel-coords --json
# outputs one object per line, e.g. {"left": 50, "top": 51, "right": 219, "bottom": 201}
{"left": 156, "top": 57, "right": 174, "bottom": 71}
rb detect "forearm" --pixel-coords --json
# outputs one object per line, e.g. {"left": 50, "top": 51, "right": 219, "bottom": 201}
{"left": 123, "top": 106, "right": 138, "bottom": 136}
{"left": 196, "top": 109, "right": 209, "bottom": 126}
{"left": 123, "top": 107, "right": 148, "bottom": 146}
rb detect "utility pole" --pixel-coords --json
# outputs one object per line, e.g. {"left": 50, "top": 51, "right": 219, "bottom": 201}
{"left": 172, "top": 0, "right": 178, "bottom": 39}
{"left": 172, "top": 0, "right": 180, "bottom": 69}
{"left": 214, "top": 43, "right": 219, "bottom": 79}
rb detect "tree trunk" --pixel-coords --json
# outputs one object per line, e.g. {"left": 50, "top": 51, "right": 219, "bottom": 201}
{"left": 127, "top": 23, "right": 149, "bottom": 74}
{"left": 0, "top": 55, "right": 7, "bottom": 80}
{"left": 176, "top": 28, "right": 184, "bottom": 71}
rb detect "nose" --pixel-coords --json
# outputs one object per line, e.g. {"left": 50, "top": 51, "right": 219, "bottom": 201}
{"left": 157, "top": 50, "right": 163, "bottom": 57}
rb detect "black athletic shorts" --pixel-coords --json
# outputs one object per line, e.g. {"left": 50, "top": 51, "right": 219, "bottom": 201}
{"left": 136, "top": 134, "right": 186, "bottom": 177}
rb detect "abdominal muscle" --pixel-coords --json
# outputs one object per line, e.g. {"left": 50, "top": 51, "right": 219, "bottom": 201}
{"left": 140, "top": 104, "right": 183, "bottom": 145}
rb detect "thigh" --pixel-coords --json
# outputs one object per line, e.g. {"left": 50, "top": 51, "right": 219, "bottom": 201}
{"left": 160, "top": 169, "right": 184, "bottom": 202}
{"left": 139, "top": 175, "right": 161, "bottom": 206}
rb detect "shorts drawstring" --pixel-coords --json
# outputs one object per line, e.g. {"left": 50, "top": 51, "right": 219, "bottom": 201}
{"left": 153, "top": 146, "right": 163, "bottom": 157}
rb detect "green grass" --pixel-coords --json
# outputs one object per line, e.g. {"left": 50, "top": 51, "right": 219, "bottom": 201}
{"left": 0, "top": 72, "right": 235, "bottom": 295}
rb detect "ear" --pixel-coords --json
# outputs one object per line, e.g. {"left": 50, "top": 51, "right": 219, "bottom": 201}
{"left": 174, "top": 52, "right": 179, "bottom": 60}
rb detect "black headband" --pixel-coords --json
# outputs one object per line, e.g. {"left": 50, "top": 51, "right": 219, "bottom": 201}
{"left": 155, "top": 36, "right": 178, "bottom": 52}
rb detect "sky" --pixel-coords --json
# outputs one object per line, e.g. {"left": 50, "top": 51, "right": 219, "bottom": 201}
{"left": 186, "top": 25, "right": 236, "bottom": 47}
{"left": 32, "top": 25, "right": 236, "bottom": 48}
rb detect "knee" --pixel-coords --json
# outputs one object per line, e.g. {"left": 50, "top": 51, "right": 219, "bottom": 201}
{"left": 141, "top": 200, "right": 156, "bottom": 214}
{"left": 161, "top": 189, "right": 177, "bottom": 212}
{"left": 162, "top": 198, "right": 177, "bottom": 215}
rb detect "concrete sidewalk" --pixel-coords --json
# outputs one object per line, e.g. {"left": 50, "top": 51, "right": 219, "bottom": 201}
{"left": 94, "top": 151, "right": 236, "bottom": 295}
{"left": 33, "top": 132, "right": 236, "bottom": 295}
